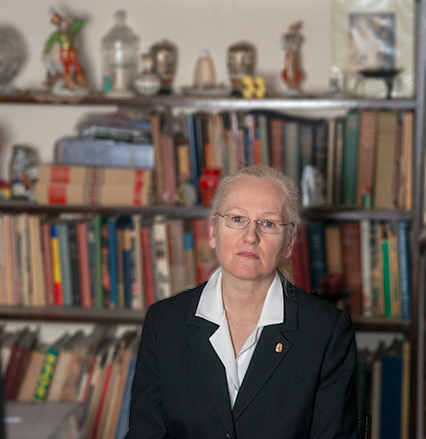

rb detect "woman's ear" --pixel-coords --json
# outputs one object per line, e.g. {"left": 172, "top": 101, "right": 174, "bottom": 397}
{"left": 284, "top": 234, "right": 296, "bottom": 258}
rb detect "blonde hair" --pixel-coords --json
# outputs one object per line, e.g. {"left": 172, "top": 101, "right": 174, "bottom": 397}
{"left": 211, "top": 165, "right": 300, "bottom": 279}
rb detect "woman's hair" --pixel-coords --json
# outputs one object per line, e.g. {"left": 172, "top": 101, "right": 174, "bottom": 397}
{"left": 211, "top": 165, "right": 300, "bottom": 279}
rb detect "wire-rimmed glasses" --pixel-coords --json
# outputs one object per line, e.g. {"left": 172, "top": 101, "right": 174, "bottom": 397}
{"left": 214, "top": 213, "right": 294, "bottom": 235}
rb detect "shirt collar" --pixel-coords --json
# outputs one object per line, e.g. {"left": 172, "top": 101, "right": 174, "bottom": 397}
{"left": 195, "top": 267, "right": 284, "bottom": 326}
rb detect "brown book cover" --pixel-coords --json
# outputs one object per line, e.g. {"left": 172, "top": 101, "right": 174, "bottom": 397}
{"left": 192, "top": 218, "right": 218, "bottom": 285}
{"left": 161, "top": 132, "right": 178, "bottom": 204}
{"left": 374, "top": 111, "right": 398, "bottom": 208}
{"left": 28, "top": 215, "right": 46, "bottom": 307}
{"left": 325, "top": 224, "right": 343, "bottom": 274}
{"left": 149, "top": 112, "right": 164, "bottom": 201}
{"left": 2, "top": 215, "right": 15, "bottom": 305}
{"left": 401, "top": 111, "right": 414, "bottom": 211}
{"left": 41, "top": 221, "right": 56, "bottom": 306}
{"left": 341, "top": 222, "right": 363, "bottom": 316}
{"left": 268, "top": 118, "right": 284, "bottom": 172}
{"left": 356, "top": 110, "right": 378, "bottom": 206}
{"left": 131, "top": 215, "right": 144, "bottom": 310}
{"left": 34, "top": 178, "right": 153, "bottom": 207}
{"left": 76, "top": 221, "right": 92, "bottom": 308}
{"left": 16, "top": 344, "right": 46, "bottom": 401}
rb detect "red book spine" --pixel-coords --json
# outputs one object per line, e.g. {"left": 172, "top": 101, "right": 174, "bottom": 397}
{"left": 41, "top": 223, "right": 55, "bottom": 306}
{"left": 76, "top": 222, "right": 92, "bottom": 308}
{"left": 5, "top": 346, "right": 27, "bottom": 399}
{"left": 141, "top": 226, "right": 156, "bottom": 309}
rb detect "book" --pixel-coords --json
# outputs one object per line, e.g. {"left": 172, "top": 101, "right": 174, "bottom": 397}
{"left": 397, "top": 221, "right": 411, "bottom": 319}
{"left": 333, "top": 117, "right": 345, "bottom": 205}
{"left": 41, "top": 220, "right": 56, "bottom": 306}
{"left": 34, "top": 180, "right": 153, "bottom": 206}
{"left": 115, "top": 227, "right": 125, "bottom": 308}
{"left": 101, "top": 218, "right": 112, "bottom": 308}
{"left": 183, "top": 221, "right": 197, "bottom": 289}
{"left": 56, "top": 221, "right": 73, "bottom": 306}
{"left": 37, "top": 164, "right": 153, "bottom": 186}
{"left": 360, "top": 220, "right": 373, "bottom": 318}
{"left": 16, "top": 342, "right": 46, "bottom": 401}
{"left": 192, "top": 217, "right": 218, "bottom": 285}
{"left": 306, "top": 222, "right": 327, "bottom": 293}
{"left": 149, "top": 112, "right": 165, "bottom": 201}
{"left": 68, "top": 221, "right": 81, "bottom": 307}
{"left": 401, "top": 112, "right": 413, "bottom": 211}
{"left": 167, "top": 219, "right": 187, "bottom": 296}
{"left": 269, "top": 117, "right": 284, "bottom": 172}
{"left": 257, "top": 114, "right": 270, "bottom": 166}
{"left": 326, "top": 118, "right": 336, "bottom": 205}
{"left": 140, "top": 223, "right": 157, "bottom": 309}
{"left": 107, "top": 217, "right": 118, "bottom": 308}
{"left": 185, "top": 113, "right": 200, "bottom": 196}
{"left": 54, "top": 137, "right": 155, "bottom": 169}
{"left": 76, "top": 220, "right": 92, "bottom": 308}
{"left": 341, "top": 222, "right": 363, "bottom": 316}
{"left": 374, "top": 111, "right": 398, "bottom": 208}
{"left": 381, "top": 226, "right": 392, "bottom": 318}
{"left": 324, "top": 224, "right": 343, "bottom": 274}
{"left": 161, "top": 113, "right": 179, "bottom": 204}
{"left": 313, "top": 120, "right": 328, "bottom": 200}
{"left": 28, "top": 215, "right": 46, "bottom": 307}
{"left": 2, "top": 214, "right": 15, "bottom": 304}
{"left": 342, "top": 110, "right": 360, "bottom": 205}
{"left": 152, "top": 216, "right": 172, "bottom": 301}
{"left": 15, "top": 213, "right": 30, "bottom": 306}
{"left": 284, "top": 121, "right": 300, "bottom": 191}
{"left": 131, "top": 215, "right": 144, "bottom": 310}
{"left": 92, "top": 216, "right": 104, "bottom": 308}
{"left": 50, "top": 223, "right": 63, "bottom": 305}
{"left": 356, "top": 110, "right": 378, "bottom": 206}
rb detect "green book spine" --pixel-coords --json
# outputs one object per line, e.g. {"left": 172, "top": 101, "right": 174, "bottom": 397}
{"left": 284, "top": 122, "right": 300, "bottom": 191}
{"left": 93, "top": 216, "right": 104, "bottom": 308}
{"left": 343, "top": 110, "right": 360, "bottom": 205}
{"left": 32, "top": 347, "right": 59, "bottom": 403}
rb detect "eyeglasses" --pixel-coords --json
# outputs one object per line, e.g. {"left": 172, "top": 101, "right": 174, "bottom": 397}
{"left": 214, "top": 213, "right": 294, "bottom": 235}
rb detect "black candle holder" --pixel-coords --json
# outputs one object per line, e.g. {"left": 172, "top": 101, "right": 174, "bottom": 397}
{"left": 354, "top": 68, "right": 402, "bottom": 99}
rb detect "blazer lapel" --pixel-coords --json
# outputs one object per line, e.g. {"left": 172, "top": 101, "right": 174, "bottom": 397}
{"left": 185, "top": 288, "right": 235, "bottom": 436}
{"left": 233, "top": 285, "right": 299, "bottom": 421}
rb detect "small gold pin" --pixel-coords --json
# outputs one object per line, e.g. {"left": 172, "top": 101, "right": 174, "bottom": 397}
{"left": 275, "top": 343, "right": 283, "bottom": 353}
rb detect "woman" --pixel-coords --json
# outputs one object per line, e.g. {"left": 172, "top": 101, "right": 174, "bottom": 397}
{"left": 126, "top": 165, "right": 358, "bottom": 439}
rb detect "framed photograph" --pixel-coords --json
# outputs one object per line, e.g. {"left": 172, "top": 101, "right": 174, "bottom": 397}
{"left": 331, "top": 0, "right": 415, "bottom": 98}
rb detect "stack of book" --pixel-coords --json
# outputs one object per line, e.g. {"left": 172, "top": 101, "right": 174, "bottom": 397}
{"left": 35, "top": 164, "right": 154, "bottom": 207}
{"left": 2, "top": 325, "right": 138, "bottom": 439}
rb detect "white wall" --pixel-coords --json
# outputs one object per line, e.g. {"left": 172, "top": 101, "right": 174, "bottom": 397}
{"left": 0, "top": 0, "right": 333, "bottom": 180}
{"left": 0, "top": 0, "right": 387, "bottom": 348}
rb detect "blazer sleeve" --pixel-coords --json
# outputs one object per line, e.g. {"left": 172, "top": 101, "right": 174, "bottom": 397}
{"left": 125, "top": 305, "right": 170, "bottom": 439}
{"left": 309, "top": 312, "right": 358, "bottom": 439}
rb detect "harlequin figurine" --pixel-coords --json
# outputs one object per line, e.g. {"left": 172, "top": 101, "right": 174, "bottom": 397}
{"left": 43, "top": 8, "right": 88, "bottom": 94}
{"left": 281, "top": 22, "right": 304, "bottom": 94}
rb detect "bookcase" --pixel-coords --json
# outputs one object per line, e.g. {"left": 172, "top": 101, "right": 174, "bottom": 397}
{"left": 1, "top": 0, "right": 426, "bottom": 437}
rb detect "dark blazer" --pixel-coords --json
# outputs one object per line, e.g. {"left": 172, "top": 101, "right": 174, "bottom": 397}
{"left": 126, "top": 280, "right": 358, "bottom": 439}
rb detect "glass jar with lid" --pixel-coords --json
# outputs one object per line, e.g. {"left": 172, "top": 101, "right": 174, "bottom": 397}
{"left": 101, "top": 10, "right": 139, "bottom": 97}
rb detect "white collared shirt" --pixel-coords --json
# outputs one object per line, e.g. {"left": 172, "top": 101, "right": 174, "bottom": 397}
{"left": 195, "top": 267, "right": 284, "bottom": 407}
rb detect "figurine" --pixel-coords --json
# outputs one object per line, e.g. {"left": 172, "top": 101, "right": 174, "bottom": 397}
{"left": 281, "top": 22, "right": 304, "bottom": 95}
{"left": 43, "top": 8, "right": 88, "bottom": 95}
{"left": 9, "top": 145, "right": 38, "bottom": 202}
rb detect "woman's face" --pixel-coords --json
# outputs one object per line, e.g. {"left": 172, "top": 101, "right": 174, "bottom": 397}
{"left": 209, "top": 176, "right": 295, "bottom": 285}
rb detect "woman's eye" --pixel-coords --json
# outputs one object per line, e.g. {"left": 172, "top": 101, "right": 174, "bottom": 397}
{"left": 263, "top": 221, "right": 276, "bottom": 228}
{"left": 231, "top": 216, "right": 244, "bottom": 223}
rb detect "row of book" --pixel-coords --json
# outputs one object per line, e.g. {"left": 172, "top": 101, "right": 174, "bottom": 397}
{"left": 292, "top": 220, "right": 411, "bottom": 319}
{"left": 154, "top": 108, "right": 413, "bottom": 209}
{"left": 356, "top": 339, "right": 411, "bottom": 439}
{"left": 50, "top": 108, "right": 413, "bottom": 211}
{"left": 1, "top": 325, "right": 137, "bottom": 439}
{"left": 0, "top": 212, "right": 218, "bottom": 309}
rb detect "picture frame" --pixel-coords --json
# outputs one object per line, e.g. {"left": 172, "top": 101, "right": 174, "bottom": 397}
{"left": 331, "top": 0, "right": 415, "bottom": 98}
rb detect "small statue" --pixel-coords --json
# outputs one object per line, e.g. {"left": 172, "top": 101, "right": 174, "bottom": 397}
{"left": 281, "top": 22, "right": 304, "bottom": 95}
{"left": 9, "top": 145, "right": 38, "bottom": 202}
{"left": 43, "top": 8, "right": 88, "bottom": 95}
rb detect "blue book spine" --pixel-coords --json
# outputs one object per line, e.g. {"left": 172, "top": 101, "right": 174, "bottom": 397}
{"left": 380, "top": 355, "right": 402, "bottom": 439}
{"left": 397, "top": 221, "right": 411, "bottom": 319}
{"left": 244, "top": 129, "right": 251, "bottom": 167}
{"left": 186, "top": 113, "right": 199, "bottom": 202}
{"left": 108, "top": 217, "right": 118, "bottom": 308}
{"left": 307, "top": 222, "right": 327, "bottom": 293}
{"left": 56, "top": 222, "right": 73, "bottom": 306}
{"left": 115, "top": 356, "right": 136, "bottom": 439}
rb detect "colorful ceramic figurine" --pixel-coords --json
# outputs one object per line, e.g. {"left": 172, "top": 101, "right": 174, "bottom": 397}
{"left": 281, "top": 22, "right": 303, "bottom": 94}
{"left": 43, "top": 8, "right": 88, "bottom": 95}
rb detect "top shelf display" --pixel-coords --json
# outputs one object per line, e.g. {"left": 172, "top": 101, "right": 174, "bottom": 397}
{"left": 0, "top": 91, "right": 417, "bottom": 110}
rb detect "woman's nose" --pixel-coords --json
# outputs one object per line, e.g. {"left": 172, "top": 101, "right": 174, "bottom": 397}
{"left": 243, "top": 221, "right": 260, "bottom": 244}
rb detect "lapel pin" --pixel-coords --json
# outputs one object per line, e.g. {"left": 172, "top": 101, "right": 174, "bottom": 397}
{"left": 275, "top": 343, "right": 283, "bottom": 353}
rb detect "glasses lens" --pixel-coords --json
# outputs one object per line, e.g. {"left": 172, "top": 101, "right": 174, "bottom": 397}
{"left": 258, "top": 220, "right": 279, "bottom": 234}
{"left": 226, "top": 215, "right": 248, "bottom": 229}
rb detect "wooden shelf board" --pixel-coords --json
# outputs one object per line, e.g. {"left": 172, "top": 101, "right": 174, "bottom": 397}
{"left": 0, "top": 91, "right": 417, "bottom": 110}
{"left": 301, "top": 207, "right": 413, "bottom": 221}
{"left": 0, "top": 305, "right": 145, "bottom": 325}
{"left": 351, "top": 315, "right": 411, "bottom": 332}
